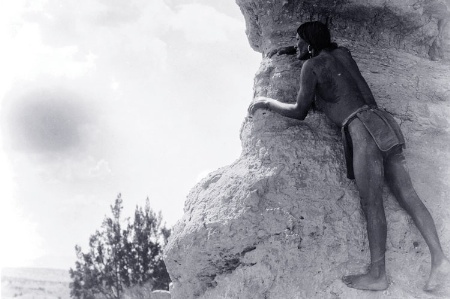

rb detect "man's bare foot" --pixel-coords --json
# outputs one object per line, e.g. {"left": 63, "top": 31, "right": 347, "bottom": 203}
{"left": 342, "top": 272, "right": 388, "bottom": 291}
{"left": 424, "top": 258, "right": 450, "bottom": 292}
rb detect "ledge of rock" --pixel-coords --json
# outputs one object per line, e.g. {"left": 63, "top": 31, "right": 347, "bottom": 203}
{"left": 164, "top": 1, "right": 450, "bottom": 298}
{"left": 237, "top": 0, "right": 450, "bottom": 60}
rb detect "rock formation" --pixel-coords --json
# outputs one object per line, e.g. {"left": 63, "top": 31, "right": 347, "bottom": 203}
{"left": 165, "top": 1, "right": 450, "bottom": 298}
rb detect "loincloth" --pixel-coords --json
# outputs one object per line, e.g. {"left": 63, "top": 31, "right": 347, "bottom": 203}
{"left": 341, "top": 106, "right": 405, "bottom": 179}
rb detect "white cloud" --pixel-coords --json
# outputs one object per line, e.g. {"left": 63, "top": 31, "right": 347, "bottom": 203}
{"left": 171, "top": 3, "right": 243, "bottom": 43}
{"left": 0, "top": 1, "right": 242, "bottom": 101}
{"left": 0, "top": 208, "right": 45, "bottom": 268}
{"left": 195, "top": 168, "right": 214, "bottom": 183}
{"left": 0, "top": 151, "right": 44, "bottom": 268}
{"left": 89, "top": 159, "right": 112, "bottom": 178}
{"left": 0, "top": 79, "right": 44, "bottom": 267}
{"left": 42, "top": 156, "right": 113, "bottom": 183}
{"left": 110, "top": 77, "right": 120, "bottom": 90}
{"left": 0, "top": 23, "right": 97, "bottom": 89}
{"left": 0, "top": 0, "right": 172, "bottom": 95}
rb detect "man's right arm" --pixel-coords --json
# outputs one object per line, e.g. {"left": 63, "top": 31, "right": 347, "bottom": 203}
{"left": 248, "top": 60, "right": 316, "bottom": 119}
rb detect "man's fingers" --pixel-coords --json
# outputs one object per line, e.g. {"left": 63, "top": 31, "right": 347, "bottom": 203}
{"left": 248, "top": 103, "right": 255, "bottom": 115}
{"left": 248, "top": 101, "right": 265, "bottom": 115}
{"left": 249, "top": 101, "right": 261, "bottom": 115}
{"left": 267, "top": 49, "right": 278, "bottom": 58}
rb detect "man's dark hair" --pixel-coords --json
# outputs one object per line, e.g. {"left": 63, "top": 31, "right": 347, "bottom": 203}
{"left": 297, "top": 21, "right": 337, "bottom": 52}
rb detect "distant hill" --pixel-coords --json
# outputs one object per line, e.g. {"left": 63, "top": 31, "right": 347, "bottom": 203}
{"left": 1, "top": 267, "right": 71, "bottom": 299}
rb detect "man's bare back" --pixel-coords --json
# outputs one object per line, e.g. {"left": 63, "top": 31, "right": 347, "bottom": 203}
{"left": 305, "top": 48, "right": 368, "bottom": 125}
{"left": 249, "top": 21, "right": 450, "bottom": 293}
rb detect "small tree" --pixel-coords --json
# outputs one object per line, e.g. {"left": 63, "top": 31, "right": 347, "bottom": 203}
{"left": 128, "top": 198, "right": 171, "bottom": 290}
{"left": 69, "top": 194, "right": 171, "bottom": 299}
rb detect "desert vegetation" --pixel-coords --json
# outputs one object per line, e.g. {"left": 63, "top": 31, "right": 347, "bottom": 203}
{"left": 69, "top": 194, "right": 171, "bottom": 299}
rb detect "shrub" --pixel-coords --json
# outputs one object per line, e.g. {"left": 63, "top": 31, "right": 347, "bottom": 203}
{"left": 69, "top": 194, "right": 171, "bottom": 299}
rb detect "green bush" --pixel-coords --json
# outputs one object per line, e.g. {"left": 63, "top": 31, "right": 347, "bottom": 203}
{"left": 69, "top": 194, "right": 171, "bottom": 299}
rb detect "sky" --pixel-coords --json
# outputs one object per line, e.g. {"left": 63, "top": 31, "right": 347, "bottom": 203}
{"left": 0, "top": 0, "right": 261, "bottom": 269}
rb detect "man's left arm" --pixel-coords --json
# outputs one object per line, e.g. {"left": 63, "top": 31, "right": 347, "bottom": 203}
{"left": 248, "top": 61, "right": 316, "bottom": 120}
{"left": 266, "top": 46, "right": 297, "bottom": 58}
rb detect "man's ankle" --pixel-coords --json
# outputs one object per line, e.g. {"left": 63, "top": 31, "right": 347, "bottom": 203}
{"left": 431, "top": 253, "right": 447, "bottom": 267}
{"left": 368, "top": 263, "right": 386, "bottom": 278}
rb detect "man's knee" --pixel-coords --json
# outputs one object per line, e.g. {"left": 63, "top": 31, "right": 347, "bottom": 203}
{"left": 395, "top": 187, "right": 422, "bottom": 212}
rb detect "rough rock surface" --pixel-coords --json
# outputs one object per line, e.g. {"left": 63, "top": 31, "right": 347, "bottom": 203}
{"left": 164, "top": 1, "right": 450, "bottom": 298}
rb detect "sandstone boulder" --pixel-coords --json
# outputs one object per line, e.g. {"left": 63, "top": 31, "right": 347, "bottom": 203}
{"left": 164, "top": 1, "right": 450, "bottom": 298}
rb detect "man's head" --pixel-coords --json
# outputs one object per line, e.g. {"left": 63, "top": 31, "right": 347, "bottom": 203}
{"left": 296, "top": 21, "right": 336, "bottom": 60}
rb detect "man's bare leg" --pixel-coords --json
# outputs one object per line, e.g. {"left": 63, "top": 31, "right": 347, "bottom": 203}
{"left": 342, "top": 119, "right": 389, "bottom": 290}
{"left": 384, "top": 148, "right": 450, "bottom": 291}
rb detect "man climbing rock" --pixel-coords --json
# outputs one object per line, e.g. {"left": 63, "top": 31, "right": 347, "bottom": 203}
{"left": 248, "top": 21, "right": 450, "bottom": 292}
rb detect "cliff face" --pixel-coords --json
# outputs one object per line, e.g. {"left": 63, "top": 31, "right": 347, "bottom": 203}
{"left": 164, "top": 1, "right": 450, "bottom": 298}
{"left": 238, "top": 0, "right": 450, "bottom": 61}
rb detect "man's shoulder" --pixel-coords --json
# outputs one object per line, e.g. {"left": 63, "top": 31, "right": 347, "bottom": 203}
{"left": 307, "top": 47, "right": 352, "bottom": 69}
{"left": 337, "top": 46, "right": 351, "bottom": 52}
{"left": 301, "top": 59, "right": 316, "bottom": 72}
{"left": 335, "top": 46, "right": 353, "bottom": 57}
{"left": 307, "top": 52, "right": 332, "bottom": 67}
